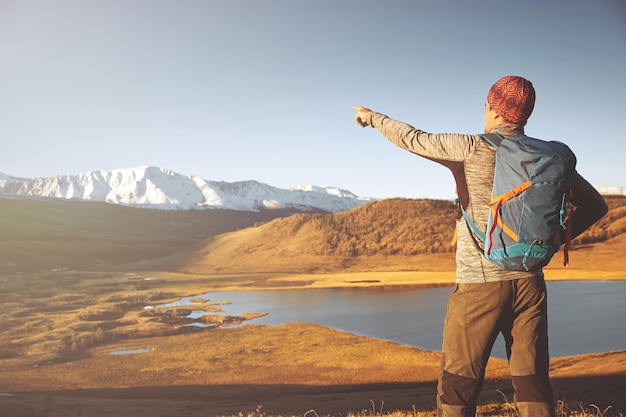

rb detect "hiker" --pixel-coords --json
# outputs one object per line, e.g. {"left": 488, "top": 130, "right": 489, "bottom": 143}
{"left": 352, "top": 76, "right": 608, "bottom": 417}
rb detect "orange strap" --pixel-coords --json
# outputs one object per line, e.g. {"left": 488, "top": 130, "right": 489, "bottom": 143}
{"left": 451, "top": 187, "right": 459, "bottom": 247}
{"left": 486, "top": 181, "right": 532, "bottom": 254}
{"left": 488, "top": 181, "right": 532, "bottom": 207}
{"left": 488, "top": 202, "right": 519, "bottom": 242}
{"left": 450, "top": 224, "right": 458, "bottom": 246}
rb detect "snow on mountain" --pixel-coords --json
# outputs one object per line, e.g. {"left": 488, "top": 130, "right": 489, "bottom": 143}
{"left": 596, "top": 185, "right": 626, "bottom": 196}
{"left": 0, "top": 166, "right": 373, "bottom": 212}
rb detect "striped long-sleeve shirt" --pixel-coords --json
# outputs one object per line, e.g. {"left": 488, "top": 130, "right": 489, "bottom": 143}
{"left": 362, "top": 111, "right": 608, "bottom": 284}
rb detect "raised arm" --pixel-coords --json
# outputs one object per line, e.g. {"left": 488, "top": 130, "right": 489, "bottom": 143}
{"left": 352, "top": 106, "right": 476, "bottom": 163}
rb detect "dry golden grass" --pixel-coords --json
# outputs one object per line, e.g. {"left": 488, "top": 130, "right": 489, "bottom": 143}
{"left": 171, "top": 196, "right": 626, "bottom": 277}
{"left": 1, "top": 264, "right": 625, "bottom": 417}
{"left": 2, "top": 195, "right": 625, "bottom": 277}
{"left": 1, "top": 195, "right": 625, "bottom": 416}
{"left": 1, "top": 319, "right": 624, "bottom": 416}
{"left": 0, "top": 196, "right": 300, "bottom": 274}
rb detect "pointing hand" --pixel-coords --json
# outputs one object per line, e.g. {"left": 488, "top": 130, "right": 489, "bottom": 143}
{"left": 353, "top": 105, "right": 373, "bottom": 128}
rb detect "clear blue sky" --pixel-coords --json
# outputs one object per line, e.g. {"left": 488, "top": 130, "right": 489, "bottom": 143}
{"left": 1, "top": 0, "right": 625, "bottom": 199}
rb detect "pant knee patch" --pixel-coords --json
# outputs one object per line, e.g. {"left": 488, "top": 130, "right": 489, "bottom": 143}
{"left": 439, "top": 370, "right": 483, "bottom": 406}
{"left": 511, "top": 374, "right": 554, "bottom": 403}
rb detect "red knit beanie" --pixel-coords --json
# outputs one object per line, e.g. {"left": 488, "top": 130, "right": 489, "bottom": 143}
{"left": 487, "top": 76, "right": 536, "bottom": 125}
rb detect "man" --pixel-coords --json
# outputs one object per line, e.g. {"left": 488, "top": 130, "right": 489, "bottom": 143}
{"left": 352, "top": 76, "right": 608, "bottom": 417}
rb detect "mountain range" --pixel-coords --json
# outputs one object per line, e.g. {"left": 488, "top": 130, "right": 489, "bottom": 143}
{"left": 0, "top": 166, "right": 623, "bottom": 214}
{"left": 0, "top": 166, "right": 373, "bottom": 212}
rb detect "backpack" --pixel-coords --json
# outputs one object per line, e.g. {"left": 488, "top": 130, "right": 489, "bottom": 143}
{"left": 460, "top": 133, "right": 577, "bottom": 272}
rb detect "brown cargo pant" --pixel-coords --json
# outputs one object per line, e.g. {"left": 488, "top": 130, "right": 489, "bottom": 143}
{"left": 436, "top": 276, "right": 555, "bottom": 417}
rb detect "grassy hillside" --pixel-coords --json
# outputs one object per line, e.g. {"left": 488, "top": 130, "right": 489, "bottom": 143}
{"left": 2, "top": 195, "right": 625, "bottom": 276}
{"left": 1, "top": 195, "right": 625, "bottom": 417}
{"left": 177, "top": 196, "right": 626, "bottom": 274}
{"left": 0, "top": 196, "right": 299, "bottom": 274}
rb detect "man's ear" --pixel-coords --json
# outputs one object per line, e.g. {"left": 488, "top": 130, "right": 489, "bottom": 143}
{"left": 488, "top": 105, "right": 504, "bottom": 121}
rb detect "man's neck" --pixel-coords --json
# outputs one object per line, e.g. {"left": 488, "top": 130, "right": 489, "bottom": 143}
{"left": 490, "top": 123, "right": 525, "bottom": 137}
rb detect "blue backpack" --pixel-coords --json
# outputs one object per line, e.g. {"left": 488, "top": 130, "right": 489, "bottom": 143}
{"left": 460, "top": 133, "right": 577, "bottom": 272}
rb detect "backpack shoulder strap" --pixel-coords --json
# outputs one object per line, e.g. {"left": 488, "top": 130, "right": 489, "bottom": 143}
{"left": 452, "top": 133, "right": 506, "bottom": 249}
{"left": 478, "top": 132, "right": 504, "bottom": 148}
{"left": 457, "top": 132, "right": 504, "bottom": 242}
{"left": 452, "top": 133, "right": 505, "bottom": 249}
{"left": 459, "top": 204, "right": 485, "bottom": 243}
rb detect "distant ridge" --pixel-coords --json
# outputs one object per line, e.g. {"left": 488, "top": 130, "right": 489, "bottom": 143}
{"left": 0, "top": 166, "right": 373, "bottom": 212}
{"left": 1, "top": 190, "right": 624, "bottom": 275}
{"left": 163, "top": 195, "right": 626, "bottom": 275}
{"left": 0, "top": 167, "right": 621, "bottom": 213}
{"left": 597, "top": 185, "right": 626, "bottom": 196}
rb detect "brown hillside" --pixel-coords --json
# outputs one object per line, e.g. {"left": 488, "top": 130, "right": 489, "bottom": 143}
{"left": 0, "top": 196, "right": 300, "bottom": 274}
{"left": 175, "top": 198, "right": 458, "bottom": 274}
{"left": 177, "top": 196, "right": 626, "bottom": 275}
{"left": 3, "top": 195, "right": 624, "bottom": 275}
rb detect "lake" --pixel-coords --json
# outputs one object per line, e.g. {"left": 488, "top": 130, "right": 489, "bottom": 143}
{"left": 159, "top": 280, "right": 626, "bottom": 359}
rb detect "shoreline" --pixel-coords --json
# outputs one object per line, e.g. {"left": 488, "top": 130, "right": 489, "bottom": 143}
{"left": 2, "top": 270, "right": 625, "bottom": 416}
{"left": 149, "top": 269, "right": 626, "bottom": 294}
{"left": 145, "top": 270, "right": 625, "bottom": 360}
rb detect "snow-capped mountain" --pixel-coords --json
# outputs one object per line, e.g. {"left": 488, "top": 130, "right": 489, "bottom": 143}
{"left": 0, "top": 166, "right": 373, "bottom": 212}
{"left": 597, "top": 185, "right": 626, "bottom": 196}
